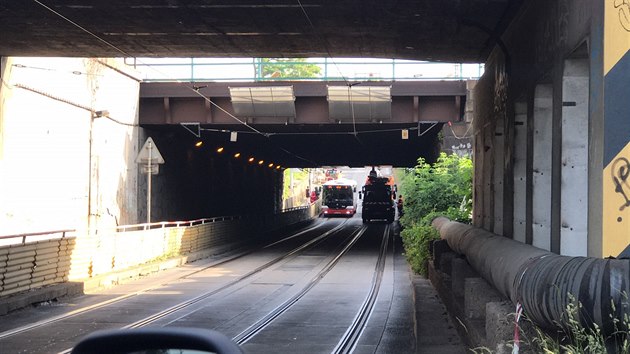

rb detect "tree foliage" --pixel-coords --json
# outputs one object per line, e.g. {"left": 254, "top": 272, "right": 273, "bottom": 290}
{"left": 258, "top": 58, "right": 321, "bottom": 79}
{"left": 398, "top": 153, "right": 473, "bottom": 276}
{"left": 399, "top": 152, "right": 472, "bottom": 228}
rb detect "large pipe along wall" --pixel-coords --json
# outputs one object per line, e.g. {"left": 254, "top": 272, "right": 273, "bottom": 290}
{"left": 432, "top": 217, "right": 630, "bottom": 336}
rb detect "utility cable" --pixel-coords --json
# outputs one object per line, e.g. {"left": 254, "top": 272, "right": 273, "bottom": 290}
{"left": 32, "top": 0, "right": 133, "bottom": 58}
{"left": 297, "top": 0, "right": 369, "bottom": 143}
{"left": 31, "top": 0, "right": 433, "bottom": 165}
{"left": 31, "top": 0, "right": 261, "bottom": 136}
{"left": 296, "top": 0, "right": 353, "bottom": 87}
{"left": 31, "top": 0, "right": 319, "bottom": 165}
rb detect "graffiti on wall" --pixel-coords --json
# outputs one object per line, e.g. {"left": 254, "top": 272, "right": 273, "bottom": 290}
{"left": 603, "top": 146, "right": 630, "bottom": 257}
{"left": 614, "top": 0, "right": 630, "bottom": 31}
{"left": 611, "top": 157, "right": 630, "bottom": 211}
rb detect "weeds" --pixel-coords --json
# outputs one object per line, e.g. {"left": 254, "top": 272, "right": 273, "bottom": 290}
{"left": 524, "top": 294, "right": 630, "bottom": 354}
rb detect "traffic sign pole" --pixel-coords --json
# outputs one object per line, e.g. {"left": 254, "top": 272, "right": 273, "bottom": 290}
{"left": 147, "top": 140, "right": 152, "bottom": 224}
{"left": 136, "top": 137, "right": 164, "bottom": 226}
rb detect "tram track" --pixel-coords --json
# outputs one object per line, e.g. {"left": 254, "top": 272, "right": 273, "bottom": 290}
{"left": 48, "top": 219, "right": 351, "bottom": 354}
{"left": 1, "top": 219, "right": 396, "bottom": 354}
{"left": 232, "top": 223, "right": 393, "bottom": 353}
{"left": 332, "top": 224, "right": 391, "bottom": 354}
{"left": 122, "top": 220, "right": 349, "bottom": 330}
{"left": 232, "top": 224, "right": 369, "bottom": 345}
{"left": 0, "top": 219, "right": 331, "bottom": 341}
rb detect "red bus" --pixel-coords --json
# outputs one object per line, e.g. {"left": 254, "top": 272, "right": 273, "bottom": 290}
{"left": 321, "top": 178, "right": 358, "bottom": 217}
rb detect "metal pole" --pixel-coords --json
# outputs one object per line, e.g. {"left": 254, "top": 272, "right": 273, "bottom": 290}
{"left": 87, "top": 115, "right": 95, "bottom": 234}
{"left": 147, "top": 140, "right": 152, "bottom": 224}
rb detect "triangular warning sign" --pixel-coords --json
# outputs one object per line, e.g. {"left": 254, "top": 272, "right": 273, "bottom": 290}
{"left": 136, "top": 137, "right": 165, "bottom": 164}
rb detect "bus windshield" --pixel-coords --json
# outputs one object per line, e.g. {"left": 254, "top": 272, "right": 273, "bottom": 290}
{"left": 323, "top": 186, "right": 353, "bottom": 206}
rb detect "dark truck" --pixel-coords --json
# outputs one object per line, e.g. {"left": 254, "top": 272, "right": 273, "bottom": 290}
{"left": 360, "top": 176, "right": 395, "bottom": 223}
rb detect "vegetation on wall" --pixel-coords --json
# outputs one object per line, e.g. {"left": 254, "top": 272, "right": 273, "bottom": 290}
{"left": 282, "top": 168, "right": 311, "bottom": 207}
{"left": 398, "top": 153, "right": 473, "bottom": 276}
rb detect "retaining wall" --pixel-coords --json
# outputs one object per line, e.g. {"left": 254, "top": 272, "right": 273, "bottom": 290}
{"left": 0, "top": 205, "right": 319, "bottom": 303}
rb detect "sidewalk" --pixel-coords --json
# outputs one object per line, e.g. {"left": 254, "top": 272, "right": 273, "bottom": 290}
{"left": 413, "top": 274, "right": 468, "bottom": 353}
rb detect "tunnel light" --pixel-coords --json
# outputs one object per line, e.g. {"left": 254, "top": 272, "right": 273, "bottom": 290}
{"left": 194, "top": 141, "right": 203, "bottom": 147}
{"left": 248, "top": 157, "right": 255, "bottom": 163}
{"left": 268, "top": 163, "right": 274, "bottom": 168}
{"left": 234, "top": 152, "right": 241, "bottom": 158}
{"left": 276, "top": 165, "right": 281, "bottom": 169}
{"left": 216, "top": 147, "right": 224, "bottom": 153}
{"left": 258, "top": 160, "right": 264, "bottom": 165}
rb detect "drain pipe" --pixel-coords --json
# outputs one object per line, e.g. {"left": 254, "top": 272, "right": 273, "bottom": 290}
{"left": 432, "top": 217, "right": 630, "bottom": 336}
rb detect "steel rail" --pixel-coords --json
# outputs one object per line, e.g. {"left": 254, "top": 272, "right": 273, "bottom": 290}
{"left": 0, "top": 221, "right": 328, "bottom": 341}
{"left": 121, "top": 220, "right": 349, "bottom": 329}
{"left": 232, "top": 224, "right": 369, "bottom": 345}
{"left": 331, "top": 224, "right": 391, "bottom": 354}
{"left": 56, "top": 220, "right": 346, "bottom": 354}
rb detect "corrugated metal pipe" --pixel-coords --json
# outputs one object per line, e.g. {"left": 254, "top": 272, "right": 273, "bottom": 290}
{"left": 432, "top": 217, "right": 630, "bottom": 336}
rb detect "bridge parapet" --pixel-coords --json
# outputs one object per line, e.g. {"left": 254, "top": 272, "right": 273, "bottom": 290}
{"left": 140, "top": 80, "right": 467, "bottom": 126}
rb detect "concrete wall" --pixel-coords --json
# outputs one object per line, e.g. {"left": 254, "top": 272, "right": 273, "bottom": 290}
{"left": 472, "top": 0, "right": 603, "bottom": 256}
{"left": 0, "top": 57, "right": 141, "bottom": 234}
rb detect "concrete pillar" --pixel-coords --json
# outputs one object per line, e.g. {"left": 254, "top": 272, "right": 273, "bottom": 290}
{"left": 483, "top": 125, "right": 495, "bottom": 231}
{"left": 532, "top": 84, "right": 553, "bottom": 251}
{"left": 560, "top": 58, "right": 589, "bottom": 256}
{"left": 431, "top": 239, "right": 454, "bottom": 273}
{"left": 493, "top": 113, "right": 505, "bottom": 235}
{"left": 464, "top": 277, "right": 504, "bottom": 320}
{"left": 451, "top": 257, "right": 478, "bottom": 300}
{"left": 513, "top": 102, "right": 528, "bottom": 243}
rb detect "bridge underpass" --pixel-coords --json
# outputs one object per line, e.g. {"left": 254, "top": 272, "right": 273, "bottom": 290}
{"left": 138, "top": 80, "right": 462, "bottom": 221}
{"left": 139, "top": 80, "right": 466, "bottom": 168}
{"left": 3, "top": 1, "right": 630, "bottom": 353}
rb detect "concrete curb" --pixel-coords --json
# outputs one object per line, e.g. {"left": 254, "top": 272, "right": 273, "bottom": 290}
{"left": 0, "top": 282, "right": 84, "bottom": 316}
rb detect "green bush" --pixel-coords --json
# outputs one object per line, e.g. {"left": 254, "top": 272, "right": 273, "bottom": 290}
{"left": 401, "top": 224, "right": 440, "bottom": 276}
{"left": 398, "top": 153, "right": 472, "bottom": 276}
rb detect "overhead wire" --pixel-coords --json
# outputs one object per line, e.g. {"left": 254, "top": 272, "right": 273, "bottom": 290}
{"left": 31, "top": 0, "right": 444, "bottom": 165}
{"left": 296, "top": 0, "right": 363, "bottom": 144}
{"left": 31, "top": 0, "right": 318, "bottom": 165}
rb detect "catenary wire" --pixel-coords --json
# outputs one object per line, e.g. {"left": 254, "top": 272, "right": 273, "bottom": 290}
{"left": 30, "top": 0, "right": 319, "bottom": 165}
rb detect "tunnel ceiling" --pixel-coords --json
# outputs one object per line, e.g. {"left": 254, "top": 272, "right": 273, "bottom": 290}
{"left": 1, "top": 1, "right": 521, "bottom": 62}
{"left": 145, "top": 122, "right": 443, "bottom": 168}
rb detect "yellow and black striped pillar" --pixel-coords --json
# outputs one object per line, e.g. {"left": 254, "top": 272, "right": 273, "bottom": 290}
{"left": 602, "top": 0, "right": 630, "bottom": 257}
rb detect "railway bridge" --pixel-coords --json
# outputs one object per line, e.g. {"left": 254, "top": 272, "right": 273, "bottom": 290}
{"left": 1, "top": 1, "right": 630, "bottom": 352}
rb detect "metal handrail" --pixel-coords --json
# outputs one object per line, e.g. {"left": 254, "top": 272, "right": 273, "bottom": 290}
{"left": 127, "top": 57, "right": 484, "bottom": 82}
{"left": 113, "top": 216, "right": 242, "bottom": 232}
{"left": 95, "top": 206, "right": 311, "bottom": 233}
{"left": 0, "top": 229, "right": 76, "bottom": 244}
{"left": 0, "top": 206, "right": 313, "bottom": 240}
